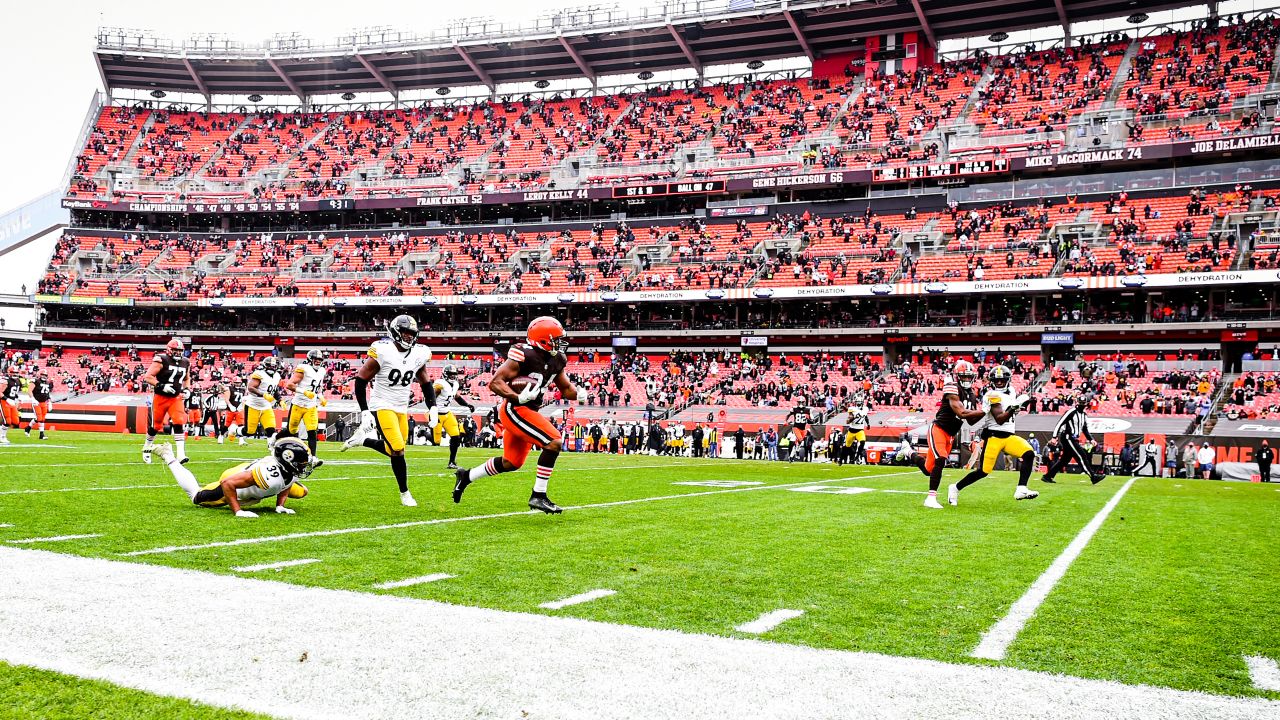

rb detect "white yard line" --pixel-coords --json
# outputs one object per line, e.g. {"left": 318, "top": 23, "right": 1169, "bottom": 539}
{"left": 540, "top": 589, "right": 616, "bottom": 610}
{"left": 372, "top": 573, "right": 456, "bottom": 590}
{"left": 231, "top": 559, "right": 321, "bottom": 573}
{"left": 971, "top": 477, "right": 1138, "bottom": 661}
{"left": 735, "top": 609, "right": 804, "bottom": 634}
{"left": 0, "top": 547, "right": 1274, "bottom": 720}
{"left": 121, "top": 474, "right": 911, "bottom": 557}
{"left": 1244, "top": 655, "right": 1280, "bottom": 692}
{"left": 0, "top": 524, "right": 12, "bottom": 528}
{"left": 7, "top": 534, "right": 102, "bottom": 544}
{"left": 0, "top": 485, "right": 171, "bottom": 495}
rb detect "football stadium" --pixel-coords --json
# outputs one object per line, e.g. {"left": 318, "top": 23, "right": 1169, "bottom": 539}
{"left": 2, "top": 0, "right": 1280, "bottom": 717}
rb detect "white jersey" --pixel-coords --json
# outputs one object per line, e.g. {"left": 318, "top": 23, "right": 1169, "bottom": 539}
{"left": 981, "top": 385, "right": 1021, "bottom": 433}
{"left": 233, "top": 456, "right": 295, "bottom": 506}
{"left": 290, "top": 364, "right": 327, "bottom": 409}
{"left": 433, "top": 377, "right": 460, "bottom": 410}
{"left": 245, "top": 369, "right": 282, "bottom": 411}
{"left": 850, "top": 405, "right": 870, "bottom": 430}
{"left": 367, "top": 339, "right": 432, "bottom": 412}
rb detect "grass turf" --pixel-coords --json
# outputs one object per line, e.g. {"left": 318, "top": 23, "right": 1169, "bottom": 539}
{"left": 0, "top": 431, "right": 1276, "bottom": 703}
{"left": 0, "top": 661, "right": 270, "bottom": 720}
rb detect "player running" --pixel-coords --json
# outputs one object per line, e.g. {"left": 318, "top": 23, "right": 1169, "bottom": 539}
{"left": 848, "top": 393, "right": 872, "bottom": 465}
{"left": 25, "top": 371, "right": 54, "bottom": 440}
{"left": 226, "top": 381, "right": 247, "bottom": 445}
{"left": 342, "top": 315, "right": 436, "bottom": 507}
{"left": 915, "top": 360, "right": 986, "bottom": 509}
{"left": 280, "top": 349, "right": 329, "bottom": 457}
{"left": 453, "top": 316, "right": 578, "bottom": 514}
{"left": 786, "top": 403, "right": 810, "bottom": 463}
{"left": 244, "top": 356, "right": 283, "bottom": 447}
{"left": 154, "top": 436, "right": 314, "bottom": 518}
{"left": 141, "top": 338, "right": 191, "bottom": 464}
{"left": 431, "top": 363, "right": 476, "bottom": 469}
{"left": 948, "top": 365, "right": 1037, "bottom": 504}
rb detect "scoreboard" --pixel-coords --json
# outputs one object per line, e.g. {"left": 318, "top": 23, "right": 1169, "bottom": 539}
{"left": 871, "top": 159, "right": 1010, "bottom": 182}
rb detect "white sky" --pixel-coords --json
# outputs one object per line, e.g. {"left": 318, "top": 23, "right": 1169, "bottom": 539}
{"left": 1, "top": 0, "right": 1273, "bottom": 214}
{"left": 0, "top": 0, "right": 588, "bottom": 212}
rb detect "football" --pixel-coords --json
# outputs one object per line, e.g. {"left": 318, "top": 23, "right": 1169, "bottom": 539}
{"left": 509, "top": 376, "right": 538, "bottom": 395}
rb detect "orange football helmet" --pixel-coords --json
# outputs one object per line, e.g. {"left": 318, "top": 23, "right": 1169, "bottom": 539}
{"left": 527, "top": 316, "right": 568, "bottom": 355}
{"left": 953, "top": 360, "right": 977, "bottom": 389}
{"left": 166, "top": 337, "right": 184, "bottom": 353}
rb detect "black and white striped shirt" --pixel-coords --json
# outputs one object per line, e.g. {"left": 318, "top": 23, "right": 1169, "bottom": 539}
{"left": 1053, "top": 407, "right": 1092, "bottom": 442}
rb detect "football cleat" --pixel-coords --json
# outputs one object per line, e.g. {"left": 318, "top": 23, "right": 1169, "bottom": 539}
{"left": 923, "top": 494, "right": 944, "bottom": 510}
{"left": 178, "top": 455, "right": 190, "bottom": 465}
{"left": 142, "top": 446, "right": 153, "bottom": 464}
{"left": 446, "top": 461, "right": 459, "bottom": 470}
{"left": 1090, "top": 473, "right": 1106, "bottom": 485}
{"left": 400, "top": 491, "right": 417, "bottom": 507}
{"left": 1014, "top": 486, "right": 1039, "bottom": 500}
{"left": 1041, "top": 474, "right": 1057, "bottom": 484}
{"left": 154, "top": 443, "right": 175, "bottom": 465}
{"left": 341, "top": 427, "right": 366, "bottom": 453}
{"left": 24, "top": 428, "right": 30, "bottom": 437}
{"left": 947, "top": 483, "right": 959, "bottom": 506}
{"left": 529, "top": 493, "right": 563, "bottom": 514}
{"left": 452, "top": 469, "right": 471, "bottom": 503}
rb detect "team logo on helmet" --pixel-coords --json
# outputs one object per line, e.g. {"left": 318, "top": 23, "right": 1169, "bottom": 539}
{"left": 388, "top": 315, "right": 420, "bottom": 352}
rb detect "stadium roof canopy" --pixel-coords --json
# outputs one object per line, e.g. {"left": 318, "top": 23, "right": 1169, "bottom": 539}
{"left": 94, "top": 0, "right": 1202, "bottom": 101}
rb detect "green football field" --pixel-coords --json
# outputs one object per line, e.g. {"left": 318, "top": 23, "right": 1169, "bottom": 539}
{"left": 0, "top": 430, "right": 1277, "bottom": 717}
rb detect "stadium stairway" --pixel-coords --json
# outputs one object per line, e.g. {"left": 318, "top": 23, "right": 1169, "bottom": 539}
{"left": 191, "top": 115, "right": 256, "bottom": 178}
{"left": 956, "top": 65, "right": 997, "bottom": 124}
{"left": 1197, "top": 373, "right": 1237, "bottom": 435}
{"left": 1101, "top": 38, "right": 1140, "bottom": 110}
{"left": 111, "top": 112, "right": 159, "bottom": 177}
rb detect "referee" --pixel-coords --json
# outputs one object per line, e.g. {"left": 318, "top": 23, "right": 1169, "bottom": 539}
{"left": 1042, "top": 393, "right": 1105, "bottom": 485}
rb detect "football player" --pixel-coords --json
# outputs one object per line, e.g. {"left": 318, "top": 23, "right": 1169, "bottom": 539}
{"left": 184, "top": 384, "right": 203, "bottom": 437}
{"left": 786, "top": 403, "right": 810, "bottom": 460}
{"left": 141, "top": 338, "right": 191, "bottom": 464}
{"left": 453, "top": 316, "right": 578, "bottom": 514}
{"left": 915, "top": 360, "right": 986, "bottom": 509}
{"left": 430, "top": 363, "right": 477, "bottom": 469}
{"left": 342, "top": 315, "right": 435, "bottom": 507}
{"left": 0, "top": 365, "right": 25, "bottom": 445}
{"left": 848, "top": 393, "right": 872, "bottom": 465}
{"left": 948, "top": 365, "right": 1038, "bottom": 505}
{"left": 225, "top": 381, "right": 247, "bottom": 445}
{"left": 244, "top": 356, "right": 283, "bottom": 447}
{"left": 25, "top": 370, "right": 54, "bottom": 440}
{"left": 154, "top": 437, "right": 313, "bottom": 518}
{"left": 280, "top": 349, "right": 329, "bottom": 457}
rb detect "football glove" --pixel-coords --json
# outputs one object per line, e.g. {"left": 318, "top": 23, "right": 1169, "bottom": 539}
{"left": 263, "top": 394, "right": 276, "bottom": 405}
{"left": 429, "top": 407, "right": 440, "bottom": 427}
{"left": 303, "top": 390, "right": 316, "bottom": 400}
{"left": 274, "top": 506, "right": 296, "bottom": 515}
{"left": 319, "top": 396, "right": 327, "bottom": 407}
{"left": 516, "top": 383, "right": 540, "bottom": 405}
{"left": 234, "top": 510, "right": 258, "bottom": 519}
{"left": 360, "top": 410, "right": 376, "bottom": 431}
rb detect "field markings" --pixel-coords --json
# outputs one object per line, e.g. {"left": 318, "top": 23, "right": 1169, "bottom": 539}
{"left": 373, "top": 573, "right": 456, "bottom": 590}
{"left": 970, "top": 477, "right": 1138, "bottom": 661}
{"left": 0, "top": 524, "right": 12, "bottom": 528}
{"left": 540, "top": 589, "right": 617, "bottom": 610}
{"left": 735, "top": 609, "right": 804, "bottom": 634}
{"left": 231, "top": 558, "right": 321, "bottom": 573}
{"left": 788, "top": 486, "right": 875, "bottom": 495}
{"left": 1244, "top": 655, "right": 1280, "bottom": 691}
{"left": 0, "top": 484, "right": 171, "bottom": 495}
{"left": 121, "top": 471, "right": 917, "bottom": 557}
{"left": 8, "top": 533, "right": 103, "bottom": 544}
{"left": 2, "top": 547, "right": 1277, "bottom": 720}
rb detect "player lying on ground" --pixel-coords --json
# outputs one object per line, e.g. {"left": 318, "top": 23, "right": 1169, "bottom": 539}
{"left": 155, "top": 436, "right": 317, "bottom": 518}
{"left": 453, "top": 316, "right": 579, "bottom": 514}
{"left": 342, "top": 315, "right": 436, "bottom": 507}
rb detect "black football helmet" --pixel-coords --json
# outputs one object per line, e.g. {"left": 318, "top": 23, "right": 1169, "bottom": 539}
{"left": 306, "top": 349, "right": 328, "bottom": 367}
{"left": 388, "top": 315, "right": 420, "bottom": 352}
{"left": 988, "top": 365, "right": 1012, "bottom": 390}
{"left": 273, "top": 437, "right": 311, "bottom": 478}
{"left": 260, "top": 356, "right": 282, "bottom": 374}
{"left": 442, "top": 363, "right": 460, "bottom": 380}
